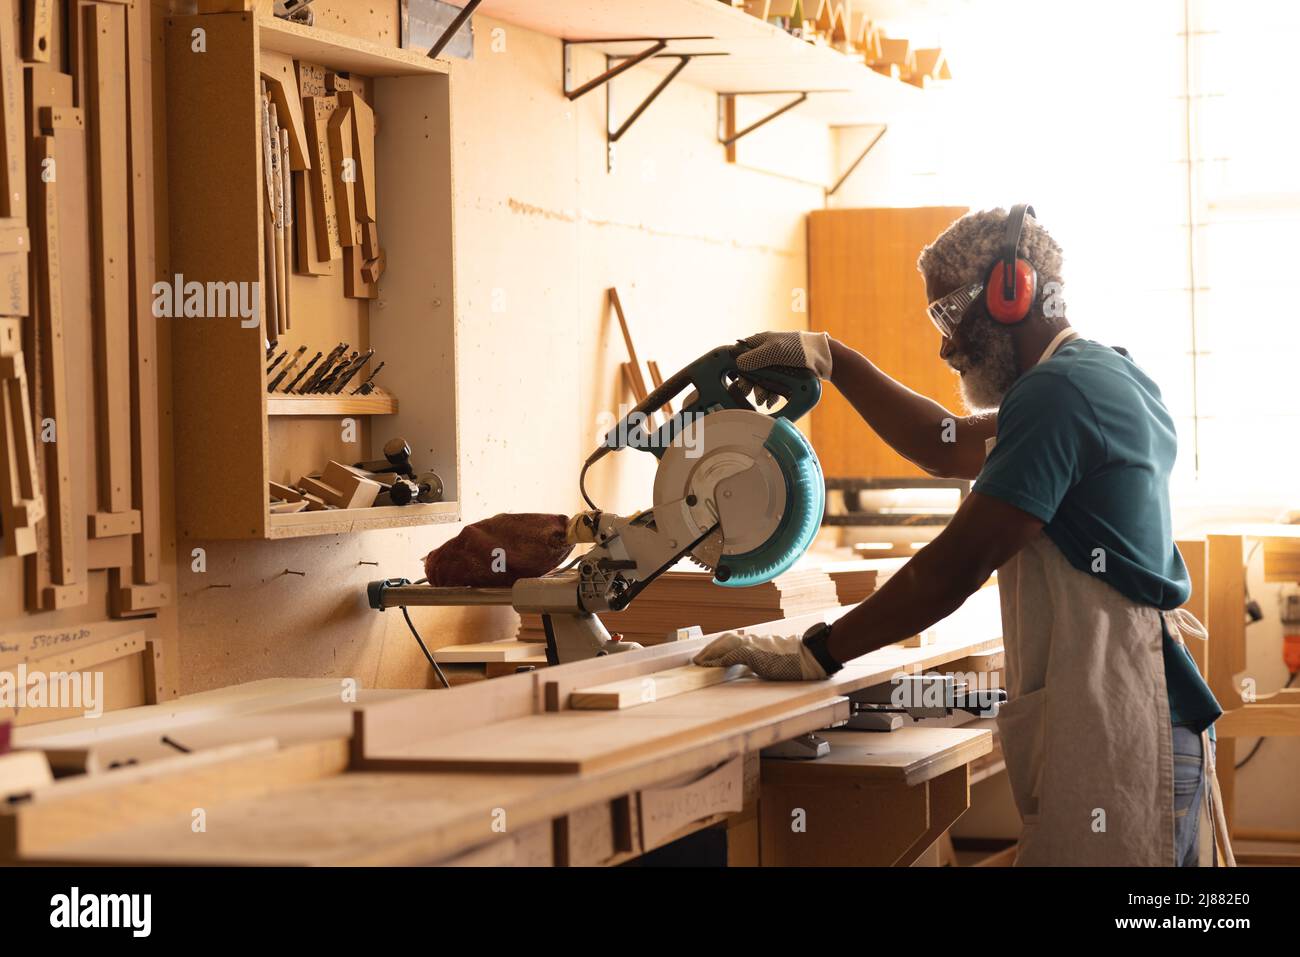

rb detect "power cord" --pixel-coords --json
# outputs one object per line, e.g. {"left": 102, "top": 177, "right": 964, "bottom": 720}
{"left": 400, "top": 604, "right": 450, "bottom": 690}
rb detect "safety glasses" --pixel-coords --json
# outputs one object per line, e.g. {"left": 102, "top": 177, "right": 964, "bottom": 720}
{"left": 926, "top": 281, "right": 983, "bottom": 337}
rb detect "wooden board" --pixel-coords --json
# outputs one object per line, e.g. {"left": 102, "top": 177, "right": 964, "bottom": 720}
{"left": 432, "top": 639, "right": 550, "bottom": 664}
{"left": 257, "top": 48, "right": 309, "bottom": 170}
{"left": 570, "top": 663, "right": 745, "bottom": 711}
{"left": 303, "top": 93, "right": 341, "bottom": 260}
{"left": 807, "top": 207, "right": 968, "bottom": 479}
{"left": 0, "top": 0, "right": 26, "bottom": 221}
{"left": 761, "top": 727, "right": 991, "bottom": 788}
{"left": 83, "top": 2, "right": 132, "bottom": 516}
{"left": 360, "top": 602, "right": 1002, "bottom": 774}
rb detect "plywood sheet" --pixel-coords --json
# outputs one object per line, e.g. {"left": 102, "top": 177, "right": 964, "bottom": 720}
{"left": 808, "top": 206, "right": 968, "bottom": 479}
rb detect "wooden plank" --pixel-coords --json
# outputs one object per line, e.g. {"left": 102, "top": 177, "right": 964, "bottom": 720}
{"left": 762, "top": 727, "right": 991, "bottom": 788}
{"left": 1206, "top": 535, "right": 1246, "bottom": 711}
{"left": 25, "top": 700, "right": 846, "bottom": 865}
{"left": 569, "top": 663, "right": 746, "bottom": 711}
{"left": 1178, "top": 538, "right": 1208, "bottom": 673}
{"left": 0, "top": 0, "right": 26, "bottom": 220}
{"left": 257, "top": 48, "right": 309, "bottom": 170}
{"left": 340, "top": 90, "right": 376, "bottom": 222}
{"left": 24, "top": 108, "right": 82, "bottom": 605}
{"left": 83, "top": 2, "right": 132, "bottom": 516}
{"left": 1215, "top": 704, "right": 1300, "bottom": 737}
{"left": 22, "top": 0, "right": 53, "bottom": 64}
{"left": 0, "top": 750, "right": 52, "bottom": 800}
{"left": 327, "top": 100, "right": 356, "bottom": 241}
{"left": 808, "top": 207, "right": 968, "bottom": 479}
{"left": 432, "top": 640, "right": 552, "bottom": 664}
{"left": 0, "top": 738, "right": 348, "bottom": 860}
{"left": 302, "top": 94, "right": 341, "bottom": 260}
{"left": 164, "top": 14, "right": 268, "bottom": 540}
{"left": 121, "top": 0, "right": 165, "bottom": 606}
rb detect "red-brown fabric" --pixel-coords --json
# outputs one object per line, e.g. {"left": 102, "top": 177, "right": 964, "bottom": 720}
{"left": 423, "top": 513, "right": 573, "bottom": 587}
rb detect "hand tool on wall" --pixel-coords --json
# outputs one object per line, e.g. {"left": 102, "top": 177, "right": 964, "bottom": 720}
{"left": 313, "top": 350, "right": 356, "bottom": 393}
{"left": 298, "top": 341, "right": 346, "bottom": 393}
{"left": 327, "top": 349, "right": 373, "bottom": 392}
{"left": 350, "top": 360, "right": 385, "bottom": 394}
{"left": 369, "top": 343, "right": 824, "bottom": 664}
{"left": 283, "top": 350, "right": 321, "bottom": 393}
{"left": 267, "top": 344, "right": 306, "bottom": 392}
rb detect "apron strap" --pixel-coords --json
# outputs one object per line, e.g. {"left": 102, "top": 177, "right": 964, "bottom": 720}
{"left": 1162, "top": 609, "right": 1235, "bottom": 866}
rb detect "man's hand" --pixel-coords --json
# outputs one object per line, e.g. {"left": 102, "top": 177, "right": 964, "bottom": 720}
{"left": 693, "top": 631, "right": 828, "bottom": 681}
{"left": 735, "top": 331, "right": 833, "bottom": 406}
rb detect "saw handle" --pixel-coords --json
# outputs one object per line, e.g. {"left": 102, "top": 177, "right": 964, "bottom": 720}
{"left": 600, "top": 344, "right": 820, "bottom": 459}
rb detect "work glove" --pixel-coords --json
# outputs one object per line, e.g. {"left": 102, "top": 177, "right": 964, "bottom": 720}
{"left": 734, "top": 331, "right": 833, "bottom": 407}
{"left": 693, "top": 631, "right": 828, "bottom": 681}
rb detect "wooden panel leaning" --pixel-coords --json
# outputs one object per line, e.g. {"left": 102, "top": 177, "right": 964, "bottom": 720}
{"left": 807, "top": 206, "right": 968, "bottom": 480}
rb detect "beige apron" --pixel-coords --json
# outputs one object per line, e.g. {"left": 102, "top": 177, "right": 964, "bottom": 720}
{"left": 990, "top": 329, "right": 1234, "bottom": 866}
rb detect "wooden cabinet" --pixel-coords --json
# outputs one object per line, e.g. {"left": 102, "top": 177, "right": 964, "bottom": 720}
{"left": 165, "top": 13, "right": 460, "bottom": 539}
{"left": 808, "top": 206, "right": 967, "bottom": 480}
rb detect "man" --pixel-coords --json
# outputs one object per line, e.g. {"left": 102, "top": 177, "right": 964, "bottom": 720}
{"left": 696, "top": 206, "right": 1228, "bottom": 867}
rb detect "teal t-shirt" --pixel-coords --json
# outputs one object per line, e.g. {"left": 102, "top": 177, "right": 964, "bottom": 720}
{"left": 973, "top": 339, "right": 1221, "bottom": 735}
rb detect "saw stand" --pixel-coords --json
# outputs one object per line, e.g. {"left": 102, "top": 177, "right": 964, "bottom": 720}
{"left": 367, "top": 575, "right": 644, "bottom": 665}
{"left": 762, "top": 674, "right": 1006, "bottom": 760}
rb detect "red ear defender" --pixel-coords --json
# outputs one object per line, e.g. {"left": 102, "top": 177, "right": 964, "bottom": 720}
{"left": 985, "top": 259, "right": 1037, "bottom": 324}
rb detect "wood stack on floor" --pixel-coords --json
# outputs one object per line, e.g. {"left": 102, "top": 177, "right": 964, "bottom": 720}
{"left": 517, "top": 561, "right": 841, "bottom": 645}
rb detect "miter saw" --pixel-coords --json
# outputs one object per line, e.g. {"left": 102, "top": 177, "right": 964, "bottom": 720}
{"left": 367, "top": 343, "right": 826, "bottom": 665}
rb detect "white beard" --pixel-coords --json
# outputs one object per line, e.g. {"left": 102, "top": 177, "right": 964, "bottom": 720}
{"left": 948, "top": 318, "right": 1020, "bottom": 413}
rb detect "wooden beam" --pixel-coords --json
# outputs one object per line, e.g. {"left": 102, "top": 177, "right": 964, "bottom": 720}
{"left": 0, "top": 0, "right": 27, "bottom": 219}
{"left": 1206, "top": 535, "right": 1246, "bottom": 711}
{"left": 82, "top": 2, "right": 132, "bottom": 517}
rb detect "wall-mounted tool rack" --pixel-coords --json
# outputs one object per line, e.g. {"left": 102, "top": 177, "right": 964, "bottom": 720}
{"left": 165, "top": 12, "right": 460, "bottom": 540}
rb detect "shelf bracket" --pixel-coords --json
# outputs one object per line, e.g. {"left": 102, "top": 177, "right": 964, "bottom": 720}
{"left": 826, "top": 123, "right": 888, "bottom": 199}
{"left": 425, "top": 0, "right": 483, "bottom": 60}
{"left": 717, "top": 92, "right": 807, "bottom": 148}
{"left": 562, "top": 38, "right": 726, "bottom": 171}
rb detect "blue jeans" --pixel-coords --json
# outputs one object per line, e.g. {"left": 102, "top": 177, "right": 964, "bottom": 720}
{"left": 1173, "top": 724, "right": 1210, "bottom": 866}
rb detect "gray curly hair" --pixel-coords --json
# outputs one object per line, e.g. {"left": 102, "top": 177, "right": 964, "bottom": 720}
{"left": 917, "top": 208, "right": 1066, "bottom": 323}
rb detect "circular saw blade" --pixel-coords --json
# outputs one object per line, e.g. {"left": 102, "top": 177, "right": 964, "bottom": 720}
{"left": 652, "top": 409, "right": 790, "bottom": 575}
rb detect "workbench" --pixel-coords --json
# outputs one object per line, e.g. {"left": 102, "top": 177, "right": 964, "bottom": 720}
{"left": 1, "top": 588, "right": 1002, "bottom": 866}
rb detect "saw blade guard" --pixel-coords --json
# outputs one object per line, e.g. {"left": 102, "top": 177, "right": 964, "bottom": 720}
{"left": 715, "top": 416, "right": 825, "bottom": 587}
{"left": 654, "top": 411, "right": 825, "bottom": 589}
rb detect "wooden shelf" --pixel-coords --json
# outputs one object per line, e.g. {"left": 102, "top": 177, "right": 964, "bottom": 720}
{"left": 476, "top": 0, "right": 923, "bottom": 124}
{"left": 266, "top": 391, "right": 398, "bottom": 416}
{"left": 166, "top": 13, "right": 460, "bottom": 539}
{"left": 268, "top": 502, "right": 459, "bottom": 540}
{"left": 257, "top": 14, "right": 449, "bottom": 77}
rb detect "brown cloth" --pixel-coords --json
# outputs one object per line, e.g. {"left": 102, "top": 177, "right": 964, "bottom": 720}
{"left": 423, "top": 513, "right": 573, "bottom": 587}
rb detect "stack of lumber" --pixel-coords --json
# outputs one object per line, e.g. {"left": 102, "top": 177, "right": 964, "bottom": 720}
{"left": 820, "top": 557, "right": 904, "bottom": 604}
{"left": 517, "top": 561, "right": 841, "bottom": 645}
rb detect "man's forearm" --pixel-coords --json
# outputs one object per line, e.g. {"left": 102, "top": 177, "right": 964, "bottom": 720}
{"left": 828, "top": 338, "right": 987, "bottom": 479}
{"left": 825, "top": 545, "right": 985, "bottom": 664}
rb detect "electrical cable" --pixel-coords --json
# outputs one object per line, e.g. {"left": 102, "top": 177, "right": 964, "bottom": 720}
{"left": 400, "top": 604, "right": 450, "bottom": 689}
